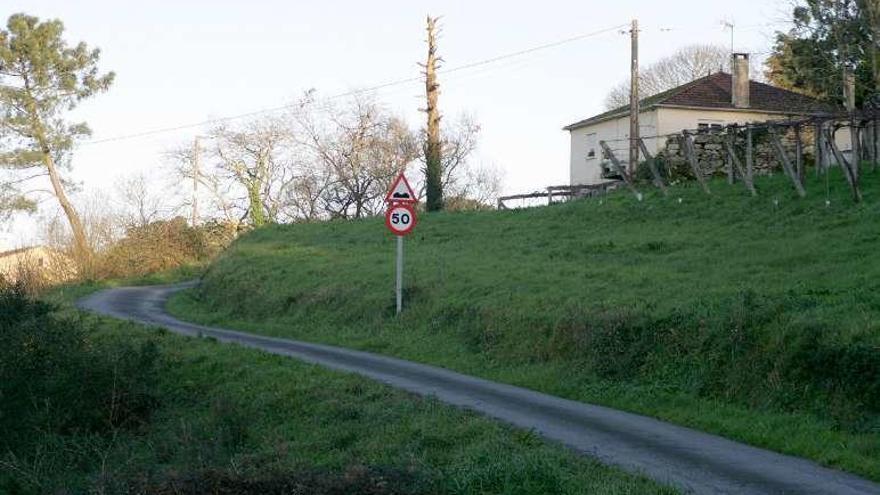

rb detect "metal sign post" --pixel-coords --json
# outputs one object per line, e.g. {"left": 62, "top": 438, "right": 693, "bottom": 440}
{"left": 396, "top": 236, "right": 403, "bottom": 315}
{"left": 384, "top": 172, "right": 418, "bottom": 315}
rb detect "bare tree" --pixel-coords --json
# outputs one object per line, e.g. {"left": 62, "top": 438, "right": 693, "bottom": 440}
{"left": 42, "top": 189, "right": 120, "bottom": 262}
{"left": 115, "top": 173, "right": 175, "bottom": 228}
{"left": 604, "top": 44, "right": 753, "bottom": 109}
{"left": 412, "top": 113, "right": 499, "bottom": 208}
{"left": 284, "top": 160, "right": 329, "bottom": 221}
{"left": 167, "top": 144, "right": 239, "bottom": 226}
{"left": 295, "top": 96, "right": 419, "bottom": 219}
{"left": 449, "top": 162, "right": 503, "bottom": 208}
{"left": 209, "top": 116, "right": 294, "bottom": 227}
{"left": 437, "top": 114, "right": 480, "bottom": 194}
{"left": 167, "top": 115, "right": 296, "bottom": 228}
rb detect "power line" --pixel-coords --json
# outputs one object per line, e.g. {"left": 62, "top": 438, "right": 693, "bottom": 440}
{"left": 81, "top": 23, "right": 626, "bottom": 147}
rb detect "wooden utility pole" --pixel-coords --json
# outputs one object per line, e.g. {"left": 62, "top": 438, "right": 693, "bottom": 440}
{"left": 629, "top": 19, "right": 640, "bottom": 175}
{"left": 423, "top": 16, "right": 443, "bottom": 211}
{"left": 192, "top": 136, "right": 200, "bottom": 227}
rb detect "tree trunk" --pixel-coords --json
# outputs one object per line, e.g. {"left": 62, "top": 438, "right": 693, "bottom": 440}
{"left": 247, "top": 181, "right": 266, "bottom": 227}
{"left": 424, "top": 16, "right": 443, "bottom": 212}
{"left": 43, "top": 151, "right": 91, "bottom": 274}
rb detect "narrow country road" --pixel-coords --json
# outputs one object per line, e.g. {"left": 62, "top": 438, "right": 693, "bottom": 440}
{"left": 78, "top": 283, "right": 880, "bottom": 495}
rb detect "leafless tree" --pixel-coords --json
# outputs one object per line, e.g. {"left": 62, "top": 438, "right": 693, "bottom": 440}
{"left": 209, "top": 116, "right": 295, "bottom": 227}
{"left": 411, "top": 113, "right": 500, "bottom": 208}
{"left": 41, "top": 189, "right": 120, "bottom": 274}
{"left": 436, "top": 114, "right": 481, "bottom": 195}
{"left": 167, "top": 115, "right": 294, "bottom": 227}
{"left": 295, "top": 96, "right": 419, "bottom": 219}
{"left": 603, "top": 44, "right": 762, "bottom": 109}
{"left": 115, "top": 173, "right": 176, "bottom": 228}
{"left": 284, "top": 160, "right": 330, "bottom": 221}
{"left": 168, "top": 143, "right": 239, "bottom": 226}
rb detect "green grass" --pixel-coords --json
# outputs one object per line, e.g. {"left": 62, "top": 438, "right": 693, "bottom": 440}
{"left": 9, "top": 286, "right": 672, "bottom": 494}
{"left": 168, "top": 168, "right": 880, "bottom": 481}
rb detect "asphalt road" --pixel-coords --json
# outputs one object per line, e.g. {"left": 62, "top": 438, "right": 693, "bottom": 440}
{"left": 78, "top": 283, "right": 880, "bottom": 495}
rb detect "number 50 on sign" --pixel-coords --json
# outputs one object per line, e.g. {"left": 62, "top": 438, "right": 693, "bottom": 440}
{"left": 385, "top": 203, "right": 417, "bottom": 236}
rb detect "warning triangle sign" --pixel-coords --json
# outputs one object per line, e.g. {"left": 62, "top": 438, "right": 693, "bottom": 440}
{"left": 385, "top": 173, "right": 418, "bottom": 204}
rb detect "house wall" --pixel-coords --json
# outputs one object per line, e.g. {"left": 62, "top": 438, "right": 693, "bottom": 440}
{"left": 569, "top": 109, "right": 658, "bottom": 185}
{"left": 656, "top": 107, "right": 789, "bottom": 135}
{"left": 0, "top": 246, "right": 74, "bottom": 283}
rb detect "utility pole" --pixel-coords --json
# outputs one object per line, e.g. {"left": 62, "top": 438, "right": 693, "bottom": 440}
{"left": 629, "top": 19, "right": 639, "bottom": 175}
{"left": 192, "top": 136, "right": 200, "bottom": 227}
{"left": 423, "top": 15, "right": 443, "bottom": 211}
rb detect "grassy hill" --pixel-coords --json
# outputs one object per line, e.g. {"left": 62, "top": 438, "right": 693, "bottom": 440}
{"left": 170, "top": 170, "right": 880, "bottom": 480}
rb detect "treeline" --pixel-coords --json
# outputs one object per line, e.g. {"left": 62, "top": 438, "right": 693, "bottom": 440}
{"left": 167, "top": 95, "right": 499, "bottom": 227}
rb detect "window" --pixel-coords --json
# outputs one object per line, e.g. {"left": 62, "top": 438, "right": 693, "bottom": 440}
{"left": 585, "top": 133, "right": 598, "bottom": 160}
{"left": 697, "top": 119, "right": 724, "bottom": 133}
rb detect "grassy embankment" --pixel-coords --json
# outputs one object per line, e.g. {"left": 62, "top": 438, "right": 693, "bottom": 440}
{"left": 169, "top": 169, "right": 880, "bottom": 481}
{"left": 0, "top": 281, "right": 670, "bottom": 494}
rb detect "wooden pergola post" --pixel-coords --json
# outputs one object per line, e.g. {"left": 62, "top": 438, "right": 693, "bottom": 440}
{"left": 682, "top": 131, "right": 710, "bottom": 194}
{"left": 767, "top": 125, "right": 806, "bottom": 197}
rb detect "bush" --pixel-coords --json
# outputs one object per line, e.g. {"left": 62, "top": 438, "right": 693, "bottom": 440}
{"left": 98, "top": 217, "right": 236, "bottom": 279}
{"left": 0, "top": 283, "right": 160, "bottom": 451}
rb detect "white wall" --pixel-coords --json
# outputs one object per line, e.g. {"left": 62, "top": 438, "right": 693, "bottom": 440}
{"left": 568, "top": 110, "right": 657, "bottom": 185}
{"left": 658, "top": 107, "right": 852, "bottom": 155}
{"left": 656, "top": 107, "right": 784, "bottom": 135}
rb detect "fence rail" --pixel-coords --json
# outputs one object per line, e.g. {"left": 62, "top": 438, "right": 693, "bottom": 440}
{"left": 497, "top": 181, "right": 621, "bottom": 209}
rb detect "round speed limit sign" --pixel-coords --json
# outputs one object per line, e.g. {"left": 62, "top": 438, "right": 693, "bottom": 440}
{"left": 385, "top": 203, "right": 417, "bottom": 236}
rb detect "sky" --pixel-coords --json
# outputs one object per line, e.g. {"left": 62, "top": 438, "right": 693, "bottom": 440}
{"left": 1, "top": 0, "right": 793, "bottom": 249}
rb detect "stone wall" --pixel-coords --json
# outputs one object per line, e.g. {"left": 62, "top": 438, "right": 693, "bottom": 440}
{"left": 657, "top": 127, "right": 814, "bottom": 179}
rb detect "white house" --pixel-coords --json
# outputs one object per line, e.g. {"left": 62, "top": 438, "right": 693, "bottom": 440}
{"left": 564, "top": 53, "right": 841, "bottom": 185}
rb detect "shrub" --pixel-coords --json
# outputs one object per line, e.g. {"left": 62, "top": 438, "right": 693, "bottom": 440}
{"left": 98, "top": 217, "right": 236, "bottom": 279}
{"left": 0, "top": 283, "right": 161, "bottom": 451}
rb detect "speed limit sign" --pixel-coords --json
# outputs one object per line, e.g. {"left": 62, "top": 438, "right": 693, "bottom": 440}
{"left": 385, "top": 203, "right": 417, "bottom": 236}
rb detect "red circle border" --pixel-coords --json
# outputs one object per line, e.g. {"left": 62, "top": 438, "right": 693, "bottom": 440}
{"left": 385, "top": 203, "right": 417, "bottom": 236}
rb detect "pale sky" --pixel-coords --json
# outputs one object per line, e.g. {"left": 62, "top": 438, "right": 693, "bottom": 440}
{"left": 1, "top": 0, "right": 792, "bottom": 249}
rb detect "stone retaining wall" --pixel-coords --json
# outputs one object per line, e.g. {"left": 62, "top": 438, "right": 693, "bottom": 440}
{"left": 657, "top": 127, "right": 813, "bottom": 179}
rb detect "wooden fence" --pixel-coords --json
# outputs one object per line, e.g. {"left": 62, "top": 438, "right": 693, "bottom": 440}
{"left": 496, "top": 110, "right": 878, "bottom": 210}
{"left": 596, "top": 111, "right": 879, "bottom": 203}
{"left": 496, "top": 181, "right": 622, "bottom": 209}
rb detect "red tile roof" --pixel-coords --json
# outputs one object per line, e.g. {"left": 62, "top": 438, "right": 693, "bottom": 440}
{"left": 564, "top": 72, "right": 839, "bottom": 131}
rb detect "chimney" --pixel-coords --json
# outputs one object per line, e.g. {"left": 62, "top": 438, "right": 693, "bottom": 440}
{"left": 731, "top": 53, "right": 750, "bottom": 108}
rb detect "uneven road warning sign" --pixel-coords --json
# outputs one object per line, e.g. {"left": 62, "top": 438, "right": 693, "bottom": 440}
{"left": 385, "top": 173, "right": 418, "bottom": 204}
